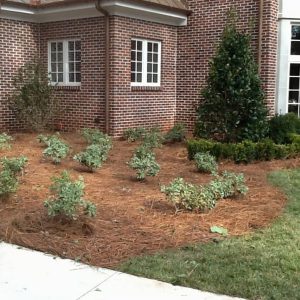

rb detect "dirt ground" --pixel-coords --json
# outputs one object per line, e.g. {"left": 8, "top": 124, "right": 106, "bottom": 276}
{"left": 0, "top": 133, "right": 298, "bottom": 268}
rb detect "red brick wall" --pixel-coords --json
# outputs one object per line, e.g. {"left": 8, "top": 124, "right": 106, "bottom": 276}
{"left": 176, "top": 0, "right": 278, "bottom": 132}
{"left": 0, "top": 18, "right": 39, "bottom": 132}
{"left": 40, "top": 17, "right": 106, "bottom": 131}
{"left": 109, "top": 16, "right": 177, "bottom": 137}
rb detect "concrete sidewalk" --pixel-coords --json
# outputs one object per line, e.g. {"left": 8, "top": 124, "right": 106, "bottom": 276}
{"left": 0, "top": 242, "right": 245, "bottom": 300}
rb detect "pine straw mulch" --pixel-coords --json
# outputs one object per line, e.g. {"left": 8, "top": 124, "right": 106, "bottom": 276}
{"left": 0, "top": 133, "right": 298, "bottom": 268}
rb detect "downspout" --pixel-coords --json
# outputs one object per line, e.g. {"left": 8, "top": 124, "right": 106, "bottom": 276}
{"left": 258, "top": 0, "right": 264, "bottom": 74}
{"left": 96, "top": 0, "right": 110, "bottom": 135}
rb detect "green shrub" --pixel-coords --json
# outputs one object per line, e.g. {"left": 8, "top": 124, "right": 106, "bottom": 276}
{"left": 164, "top": 123, "right": 186, "bottom": 143}
{"left": 194, "top": 152, "right": 218, "bottom": 175}
{"left": 0, "top": 133, "right": 13, "bottom": 150}
{"left": 195, "top": 10, "right": 268, "bottom": 143}
{"left": 269, "top": 113, "right": 300, "bottom": 144}
{"left": 42, "top": 136, "right": 69, "bottom": 164}
{"left": 233, "top": 140, "right": 257, "bottom": 163}
{"left": 123, "top": 127, "right": 147, "bottom": 142}
{"left": 142, "top": 127, "right": 164, "bottom": 149}
{"left": 0, "top": 169, "right": 19, "bottom": 199}
{"left": 128, "top": 146, "right": 160, "bottom": 180}
{"left": 9, "top": 61, "right": 59, "bottom": 132}
{"left": 74, "top": 144, "right": 110, "bottom": 172}
{"left": 161, "top": 172, "right": 248, "bottom": 212}
{"left": 44, "top": 171, "right": 96, "bottom": 220}
{"left": 82, "top": 128, "right": 112, "bottom": 148}
{"left": 1, "top": 156, "right": 28, "bottom": 175}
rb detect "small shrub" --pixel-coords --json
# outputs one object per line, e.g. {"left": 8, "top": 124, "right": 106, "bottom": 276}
{"left": 142, "top": 127, "right": 164, "bottom": 149}
{"left": 233, "top": 140, "right": 257, "bottom": 163}
{"left": 43, "top": 136, "right": 69, "bottom": 164}
{"left": 0, "top": 169, "right": 18, "bottom": 199}
{"left": 74, "top": 144, "right": 109, "bottom": 172}
{"left": 194, "top": 152, "right": 218, "bottom": 175}
{"left": 164, "top": 123, "right": 186, "bottom": 143}
{"left": 0, "top": 133, "right": 13, "bottom": 150}
{"left": 82, "top": 128, "right": 112, "bottom": 148}
{"left": 128, "top": 146, "right": 160, "bottom": 180}
{"left": 44, "top": 171, "right": 96, "bottom": 220}
{"left": 1, "top": 156, "right": 28, "bottom": 175}
{"left": 123, "top": 127, "right": 147, "bottom": 142}
{"left": 269, "top": 113, "right": 300, "bottom": 144}
{"left": 161, "top": 172, "right": 248, "bottom": 212}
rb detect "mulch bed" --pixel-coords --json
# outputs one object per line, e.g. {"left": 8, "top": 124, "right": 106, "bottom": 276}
{"left": 0, "top": 133, "right": 298, "bottom": 268}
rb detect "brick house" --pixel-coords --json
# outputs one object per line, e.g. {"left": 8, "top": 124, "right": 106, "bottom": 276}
{"left": 0, "top": 0, "right": 298, "bottom": 136}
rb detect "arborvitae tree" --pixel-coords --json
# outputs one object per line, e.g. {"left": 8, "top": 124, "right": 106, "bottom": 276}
{"left": 195, "top": 11, "right": 269, "bottom": 143}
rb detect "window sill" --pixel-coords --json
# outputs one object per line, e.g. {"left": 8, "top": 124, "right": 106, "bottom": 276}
{"left": 52, "top": 85, "right": 81, "bottom": 91}
{"left": 131, "top": 86, "right": 162, "bottom": 92}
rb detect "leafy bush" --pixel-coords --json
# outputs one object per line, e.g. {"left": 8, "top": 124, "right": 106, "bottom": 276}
{"left": 74, "top": 144, "right": 110, "bottom": 172}
{"left": 161, "top": 172, "right": 248, "bottom": 212}
{"left": 0, "top": 133, "right": 13, "bottom": 150}
{"left": 128, "top": 146, "right": 160, "bottom": 180}
{"left": 269, "top": 113, "right": 300, "bottom": 144}
{"left": 0, "top": 169, "right": 19, "bottom": 199}
{"left": 195, "top": 11, "right": 268, "bottom": 142}
{"left": 142, "top": 127, "right": 164, "bottom": 149}
{"left": 82, "top": 128, "right": 112, "bottom": 149}
{"left": 9, "top": 61, "right": 59, "bottom": 131}
{"left": 1, "top": 156, "right": 28, "bottom": 175}
{"left": 123, "top": 127, "right": 147, "bottom": 142}
{"left": 164, "top": 123, "right": 186, "bottom": 143}
{"left": 44, "top": 171, "right": 96, "bottom": 220}
{"left": 194, "top": 152, "right": 218, "bottom": 175}
{"left": 42, "top": 136, "right": 69, "bottom": 164}
{"left": 187, "top": 138, "right": 300, "bottom": 164}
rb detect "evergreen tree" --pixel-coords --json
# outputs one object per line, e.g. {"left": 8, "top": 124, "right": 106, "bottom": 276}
{"left": 195, "top": 11, "right": 269, "bottom": 142}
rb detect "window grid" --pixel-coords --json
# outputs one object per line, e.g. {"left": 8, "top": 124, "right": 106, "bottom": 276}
{"left": 131, "top": 39, "right": 161, "bottom": 87}
{"left": 48, "top": 40, "right": 81, "bottom": 86}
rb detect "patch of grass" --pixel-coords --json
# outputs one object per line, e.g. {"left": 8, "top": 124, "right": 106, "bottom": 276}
{"left": 118, "top": 169, "right": 300, "bottom": 300}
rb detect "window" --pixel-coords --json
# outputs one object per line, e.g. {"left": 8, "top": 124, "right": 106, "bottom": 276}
{"left": 288, "top": 25, "right": 300, "bottom": 116}
{"left": 48, "top": 40, "right": 81, "bottom": 86}
{"left": 131, "top": 39, "right": 161, "bottom": 87}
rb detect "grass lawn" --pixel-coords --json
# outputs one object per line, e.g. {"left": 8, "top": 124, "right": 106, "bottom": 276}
{"left": 118, "top": 168, "right": 300, "bottom": 300}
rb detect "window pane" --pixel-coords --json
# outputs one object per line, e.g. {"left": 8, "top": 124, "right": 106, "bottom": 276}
{"left": 131, "top": 40, "right": 136, "bottom": 50}
{"left": 153, "top": 43, "right": 158, "bottom": 52}
{"left": 153, "top": 74, "right": 158, "bottom": 83}
{"left": 147, "top": 63, "right": 152, "bottom": 73}
{"left": 147, "top": 74, "right": 152, "bottom": 83}
{"left": 153, "top": 64, "right": 158, "bottom": 73}
{"left": 291, "top": 41, "right": 300, "bottom": 55}
{"left": 51, "top": 53, "right": 56, "bottom": 62}
{"left": 69, "top": 41, "right": 74, "bottom": 51}
{"left": 69, "top": 51, "right": 74, "bottom": 61}
{"left": 51, "top": 63, "right": 56, "bottom": 72}
{"left": 75, "top": 52, "right": 81, "bottom": 61}
{"left": 137, "top": 73, "right": 142, "bottom": 82}
{"left": 289, "top": 91, "right": 299, "bottom": 103}
{"left": 57, "top": 42, "right": 63, "bottom": 52}
{"left": 148, "top": 43, "right": 153, "bottom": 52}
{"left": 131, "top": 51, "right": 136, "bottom": 61}
{"left": 137, "top": 63, "right": 142, "bottom": 72}
{"left": 69, "top": 73, "right": 74, "bottom": 82}
{"left": 51, "top": 43, "right": 56, "bottom": 52}
{"left": 153, "top": 54, "right": 158, "bottom": 62}
{"left": 288, "top": 105, "right": 299, "bottom": 115}
{"left": 57, "top": 53, "right": 63, "bottom": 62}
{"left": 75, "top": 41, "right": 81, "bottom": 51}
{"left": 290, "top": 64, "right": 300, "bottom": 76}
{"left": 76, "top": 62, "right": 81, "bottom": 72}
{"left": 76, "top": 73, "right": 81, "bottom": 82}
{"left": 290, "top": 77, "right": 299, "bottom": 89}
{"left": 137, "top": 52, "right": 142, "bottom": 61}
{"left": 58, "top": 63, "right": 63, "bottom": 72}
{"left": 131, "top": 73, "right": 136, "bottom": 82}
{"left": 58, "top": 73, "right": 63, "bottom": 82}
{"left": 137, "top": 41, "right": 142, "bottom": 51}
{"left": 69, "top": 63, "right": 74, "bottom": 72}
{"left": 131, "top": 62, "right": 136, "bottom": 72}
{"left": 147, "top": 53, "right": 152, "bottom": 62}
{"left": 292, "top": 25, "right": 300, "bottom": 40}
{"left": 51, "top": 73, "right": 57, "bottom": 82}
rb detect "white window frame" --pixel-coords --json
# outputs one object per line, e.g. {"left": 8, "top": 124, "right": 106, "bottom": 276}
{"left": 131, "top": 38, "right": 161, "bottom": 87}
{"left": 48, "top": 39, "right": 81, "bottom": 87}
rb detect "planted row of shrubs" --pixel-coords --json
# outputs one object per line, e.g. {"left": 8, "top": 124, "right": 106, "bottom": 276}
{"left": 187, "top": 137, "right": 300, "bottom": 163}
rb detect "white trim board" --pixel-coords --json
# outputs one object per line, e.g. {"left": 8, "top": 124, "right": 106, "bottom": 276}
{"left": 0, "top": 0, "right": 188, "bottom": 26}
